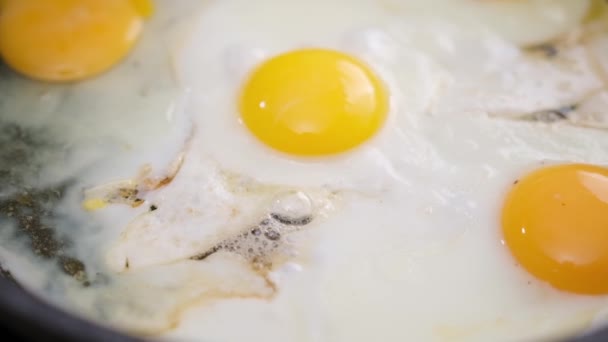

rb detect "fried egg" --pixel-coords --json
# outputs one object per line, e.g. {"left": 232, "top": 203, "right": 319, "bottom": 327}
{"left": 0, "top": 0, "right": 154, "bottom": 82}
{"left": 2, "top": 0, "right": 608, "bottom": 342}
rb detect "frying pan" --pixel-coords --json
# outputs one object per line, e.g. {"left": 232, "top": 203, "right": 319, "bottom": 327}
{"left": 0, "top": 3, "right": 607, "bottom": 341}
{"left": 0, "top": 273, "right": 606, "bottom": 342}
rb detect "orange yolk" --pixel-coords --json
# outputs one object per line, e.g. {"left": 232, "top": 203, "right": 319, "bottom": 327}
{"left": 586, "top": 0, "right": 608, "bottom": 22}
{"left": 502, "top": 163, "right": 608, "bottom": 295}
{"left": 0, "top": 0, "right": 153, "bottom": 82}
{"left": 239, "top": 48, "right": 388, "bottom": 156}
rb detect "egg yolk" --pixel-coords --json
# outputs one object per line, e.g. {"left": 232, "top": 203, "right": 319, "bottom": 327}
{"left": 502, "top": 163, "right": 608, "bottom": 295}
{"left": 586, "top": 0, "right": 608, "bottom": 22}
{"left": 0, "top": 0, "right": 152, "bottom": 82}
{"left": 239, "top": 49, "right": 388, "bottom": 156}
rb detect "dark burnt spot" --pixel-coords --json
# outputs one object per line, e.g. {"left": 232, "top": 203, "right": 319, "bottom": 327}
{"left": 157, "top": 177, "right": 172, "bottom": 188}
{"left": 0, "top": 265, "right": 18, "bottom": 286}
{"left": 149, "top": 204, "right": 158, "bottom": 211}
{"left": 119, "top": 188, "right": 138, "bottom": 200}
{"left": 191, "top": 245, "right": 222, "bottom": 261}
{"left": 264, "top": 228, "right": 280, "bottom": 241}
{"left": 513, "top": 180, "right": 519, "bottom": 185}
{"left": 0, "top": 123, "right": 88, "bottom": 284}
{"left": 0, "top": 187, "right": 90, "bottom": 284}
{"left": 526, "top": 43, "right": 559, "bottom": 58}
{"left": 1, "top": 187, "right": 65, "bottom": 258}
{"left": 191, "top": 212, "right": 313, "bottom": 272}
{"left": 131, "top": 198, "right": 144, "bottom": 208}
{"left": 270, "top": 213, "right": 312, "bottom": 226}
{"left": 551, "top": 104, "right": 578, "bottom": 118}
{"left": 522, "top": 104, "right": 578, "bottom": 123}
{"left": 0, "top": 124, "right": 48, "bottom": 189}
{"left": 60, "top": 256, "right": 87, "bottom": 281}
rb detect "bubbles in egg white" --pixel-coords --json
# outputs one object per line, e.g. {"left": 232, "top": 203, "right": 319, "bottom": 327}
{"left": 164, "top": 1, "right": 608, "bottom": 341}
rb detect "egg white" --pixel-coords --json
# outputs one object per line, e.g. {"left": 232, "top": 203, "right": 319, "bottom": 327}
{"left": 3, "top": 0, "right": 608, "bottom": 341}
{"left": 82, "top": 0, "right": 608, "bottom": 340}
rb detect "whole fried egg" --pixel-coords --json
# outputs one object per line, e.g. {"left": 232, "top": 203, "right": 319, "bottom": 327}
{"left": 2, "top": 1, "right": 608, "bottom": 342}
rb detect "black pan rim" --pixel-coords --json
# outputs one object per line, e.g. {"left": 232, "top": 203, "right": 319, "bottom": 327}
{"left": 0, "top": 276, "right": 606, "bottom": 342}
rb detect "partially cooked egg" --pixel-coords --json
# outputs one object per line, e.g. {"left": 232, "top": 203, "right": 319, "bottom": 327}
{"left": 502, "top": 163, "right": 608, "bottom": 295}
{"left": 0, "top": 0, "right": 153, "bottom": 82}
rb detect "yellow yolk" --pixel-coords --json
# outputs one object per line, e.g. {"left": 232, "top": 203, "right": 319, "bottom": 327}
{"left": 239, "top": 49, "right": 388, "bottom": 156}
{"left": 586, "top": 0, "right": 608, "bottom": 22}
{"left": 0, "top": 0, "right": 152, "bottom": 82}
{"left": 502, "top": 163, "right": 608, "bottom": 295}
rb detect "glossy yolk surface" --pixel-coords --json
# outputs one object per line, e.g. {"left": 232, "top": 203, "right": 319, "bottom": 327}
{"left": 0, "top": 0, "right": 152, "bottom": 82}
{"left": 502, "top": 163, "right": 608, "bottom": 295}
{"left": 239, "top": 49, "right": 388, "bottom": 156}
